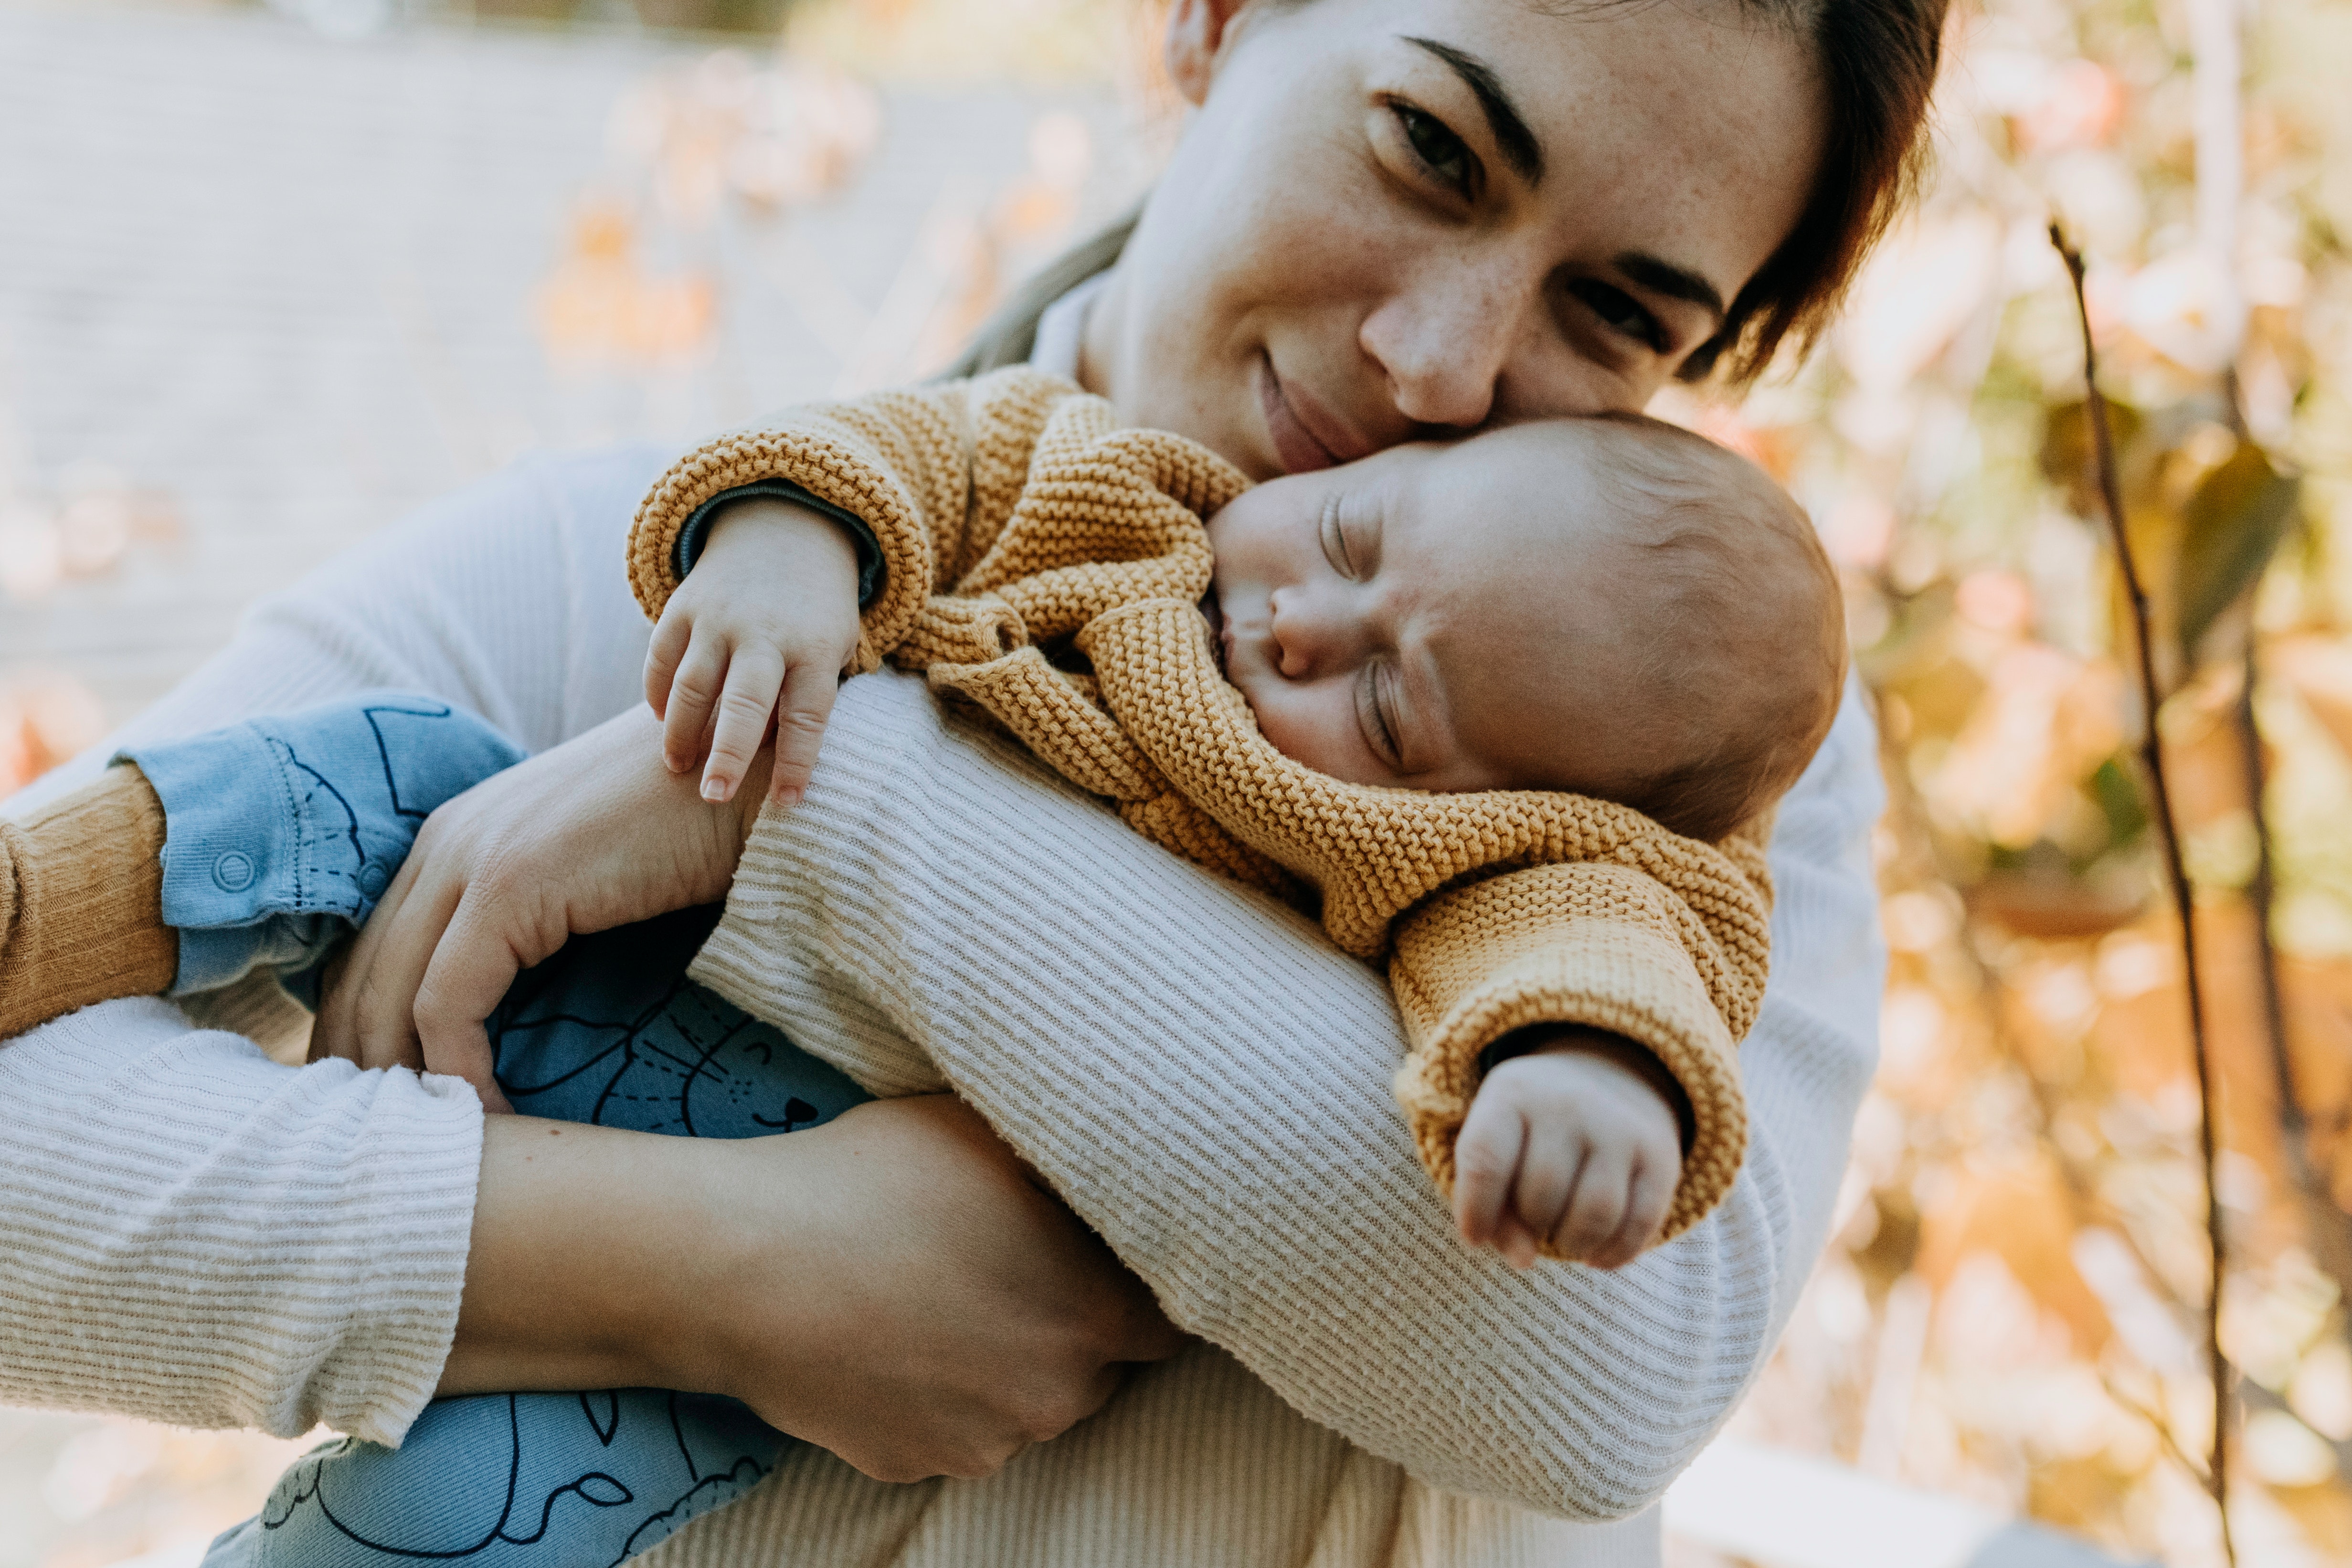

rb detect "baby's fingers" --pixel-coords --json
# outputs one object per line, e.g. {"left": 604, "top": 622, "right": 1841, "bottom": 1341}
{"left": 662, "top": 634, "right": 731, "bottom": 779}
{"left": 1589, "top": 1155, "right": 1675, "bottom": 1271}
{"left": 644, "top": 609, "right": 694, "bottom": 726}
{"left": 767, "top": 657, "right": 843, "bottom": 808}
{"left": 1549, "top": 1144, "right": 1634, "bottom": 1265}
{"left": 703, "top": 643, "right": 788, "bottom": 804}
{"left": 1451, "top": 1097, "right": 1528, "bottom": 1249}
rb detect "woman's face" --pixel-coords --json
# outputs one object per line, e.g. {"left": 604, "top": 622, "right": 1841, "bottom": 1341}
{"left": 1083, "top": 0, "right": 1828, "bottom": 480}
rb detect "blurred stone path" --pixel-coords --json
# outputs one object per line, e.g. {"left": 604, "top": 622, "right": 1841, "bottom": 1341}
{"left": 0, "top": 0, "right": 1122, "bottom": 731}
{"left": 0, "top": 5, "right": 1119, "bottom": 1561}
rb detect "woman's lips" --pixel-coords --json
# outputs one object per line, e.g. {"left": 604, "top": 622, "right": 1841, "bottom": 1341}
{"left": 1254, "top": 355, "right": 1373, "bottom": 475}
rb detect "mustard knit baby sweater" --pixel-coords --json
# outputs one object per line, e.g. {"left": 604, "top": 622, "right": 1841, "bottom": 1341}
{"left": 629, "top": 368, "right": 1773, "bottom": 1243}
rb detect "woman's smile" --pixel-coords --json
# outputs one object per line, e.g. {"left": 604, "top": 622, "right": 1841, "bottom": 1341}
{"left": 1254, "top": 352, "right": 1376, "bottom": 475}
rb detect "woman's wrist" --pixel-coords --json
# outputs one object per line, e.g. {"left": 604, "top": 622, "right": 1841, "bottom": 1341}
{"left": 438, "top": 1114, "right": 764, "bottom": 1398}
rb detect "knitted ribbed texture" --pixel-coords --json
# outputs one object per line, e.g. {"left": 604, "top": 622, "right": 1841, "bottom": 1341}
{"left": 635, "top": 1343, "right": 1665, "bottom": 1568}
{"left": 0, "top": 764, "right": 176, "bottom": 1038}
{"left": 684, "top": 665, "right": 1887, "bottom": 1558}
{"left": 0, "top": 998, "right": 483, "bottom": 1446}
{"left": 633, "top": 370, "right": 1768, "bottom": 1243}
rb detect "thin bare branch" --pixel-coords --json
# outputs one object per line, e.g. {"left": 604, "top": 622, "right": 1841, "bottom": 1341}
{"left": 2237, "top": 645, "right": 2352, "bottom": 1301}
{"left": 2052, "top": 221, "right": 2238, "bottom": 1567}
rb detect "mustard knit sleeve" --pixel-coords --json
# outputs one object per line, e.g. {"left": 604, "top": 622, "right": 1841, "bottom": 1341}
{"left": 1388, "top": 813, "right": 1775, "bottom": 1250}
{"left": 625, "top": 368, "right": 1084, "bottom": 674}
{"left": 1, "top": 764, "right": 178, "bottom": 1039}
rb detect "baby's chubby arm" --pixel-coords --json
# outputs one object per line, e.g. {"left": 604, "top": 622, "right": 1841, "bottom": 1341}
{"left": 1452, "top": 1031, "right": 1685, "bottom": 1271}
{"left": 644, "top": 497, "right": 864, "bottom": 809}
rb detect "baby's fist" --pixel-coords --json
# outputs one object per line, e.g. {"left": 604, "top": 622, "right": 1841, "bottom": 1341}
{"left": 1452, "top": 1036, "right": 1684, "bottom": 1271}
{"left": 644, "top": 497, "right": 865, "bottom": 810}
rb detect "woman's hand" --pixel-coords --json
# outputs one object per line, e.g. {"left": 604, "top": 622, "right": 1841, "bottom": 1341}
{"left": 311, "top": 705, "right": 769, "bottom": 1109}
{"left": 443, "top": 1096, "right": 1186, "bottom": 1482}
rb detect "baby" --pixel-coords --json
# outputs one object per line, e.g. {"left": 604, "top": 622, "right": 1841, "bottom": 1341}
{"left": 622, "top": 371, "right": 1846, "bottom": 1272}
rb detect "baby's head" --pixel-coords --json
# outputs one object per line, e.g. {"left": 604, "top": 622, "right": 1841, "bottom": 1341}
{"left": 1202, "top": 415, "right": 1845, "bottom": 842}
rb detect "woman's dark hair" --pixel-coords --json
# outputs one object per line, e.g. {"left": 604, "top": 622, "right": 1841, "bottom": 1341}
{"left": 949, "top": 0, "right": 1948, "bottom": 386}
{"left": 1687, "top": 0, "right": 1949, "bottom": 381}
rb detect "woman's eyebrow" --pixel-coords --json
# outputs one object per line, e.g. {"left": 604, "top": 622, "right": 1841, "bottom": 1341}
{"left": 1400, "top": 36, "right": 1544, "bottom": 185}
{"left": 1614, "top": 252, "right": 1728, "bottom": 326}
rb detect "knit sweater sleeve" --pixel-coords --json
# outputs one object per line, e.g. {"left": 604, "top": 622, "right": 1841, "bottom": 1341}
{"left": 689, "top": 667, "right": 1888, "bottom": 1521}
{"left": 624, "top": 370, "right": 1084, "bottom": 673}
{"left": 0, "top": 765, "right": 177, "bottom": 1039}
{"left": 3, "top": 445, "right": 671, "bottom": 1444}
{"left": 0, "top": 998, "right": 482, "bottom": 1444}
{"left": 1388, "top": 814, "right": 1773, "bottom": 1249}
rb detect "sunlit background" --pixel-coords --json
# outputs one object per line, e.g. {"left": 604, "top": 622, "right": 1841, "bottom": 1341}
{"left": 3, "top": 0, "right": 2351, "bottom": 1563}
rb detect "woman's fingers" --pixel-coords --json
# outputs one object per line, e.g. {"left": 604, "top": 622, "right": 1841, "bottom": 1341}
{"left": 314, "top": 845, "right": 434, "bottom": 1068}
{"left": 410, "top": 886, "right": 566, "bottom": 1114}
{"left": 767, "top": 657, "right": 843, "bottom": 808}
{"left": 345, "top": 862, "right": 469, "bottom": 1075}
{"left": 409, "top": 887, "right": 524, "bottom": 1113}
{"left": 702, "top": 643, "right": 788, "bottom": 805}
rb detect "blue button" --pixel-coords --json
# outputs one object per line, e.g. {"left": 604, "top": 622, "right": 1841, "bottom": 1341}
{"left": 213, "top": 851, "right": 256, "bottom": 893}
{"left": 358, "top": 862, "right": 390, "bottom": 898}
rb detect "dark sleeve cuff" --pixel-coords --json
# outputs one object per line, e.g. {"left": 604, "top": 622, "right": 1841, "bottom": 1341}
{"left": 675, "top": 481, "right": 888, "bottom": 609}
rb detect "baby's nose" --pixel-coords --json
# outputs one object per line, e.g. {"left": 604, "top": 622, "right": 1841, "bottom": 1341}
{"left": 1270, "top": 588, "right": 1350, "bottom": 678}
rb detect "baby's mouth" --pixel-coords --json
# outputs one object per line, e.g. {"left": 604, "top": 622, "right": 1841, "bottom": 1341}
{"left": 1200, "top": 585, "right": 1229, "bottom": 674}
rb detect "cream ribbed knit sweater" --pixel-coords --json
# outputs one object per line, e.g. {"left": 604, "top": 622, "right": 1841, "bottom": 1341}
{"left": 625, "top": 370, "right": 1769, "bottom": 1244}
{"left": 0, "top": 350, "right": 1883, "bottom": 1568}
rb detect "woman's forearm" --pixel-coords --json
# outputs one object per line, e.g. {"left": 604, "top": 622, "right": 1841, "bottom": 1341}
{"left": 446, "top": 1098, "right": 1180, "bottom": 1483}
{"left": 437, "top": 1115, "right": 727, "bottom": 1397}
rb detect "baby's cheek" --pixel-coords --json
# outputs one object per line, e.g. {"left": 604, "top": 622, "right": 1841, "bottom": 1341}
{"left": 1246, "top": 688, "right": 1361, "bottom": 781}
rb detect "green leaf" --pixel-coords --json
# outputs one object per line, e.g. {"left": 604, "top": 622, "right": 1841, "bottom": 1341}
{"left": 2039, "top": 399, "right": 2145, "bottom": 515}
{"left": 2088, "top": 755, "right": 2150, "bottom": 851}
{"left": 2175, "top": 444, "right": 2301, "bottom": 660}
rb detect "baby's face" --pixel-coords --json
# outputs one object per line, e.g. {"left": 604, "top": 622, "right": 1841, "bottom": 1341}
{"left": 1203, "top": 423, "right": 1658, "bottom": 795}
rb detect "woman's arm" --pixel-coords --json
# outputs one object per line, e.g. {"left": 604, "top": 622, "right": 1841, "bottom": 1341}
{"left": 449, "top": 1095, "right": 1181, "bottom": 1483}
{"left": 689, "top": 667, "right": 1886, "bottom": 1521}
{"left": 0, "top": 997, "right": 484, "bottom": 1445}
{"left": 2, "top": 448, "right": 1169, "bottom": 1468}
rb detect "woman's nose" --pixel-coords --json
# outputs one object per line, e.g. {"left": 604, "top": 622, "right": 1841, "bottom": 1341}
{"left": 1358, "top": 257, "right": 1528, "bottom": 431}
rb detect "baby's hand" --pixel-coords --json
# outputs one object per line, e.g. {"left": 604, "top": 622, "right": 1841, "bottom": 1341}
{"left": 1452, "top": 1036, "right": 1684, "bottom": 1270}
{"left": 644, "top": 498, "right": 864, "bottom": 809}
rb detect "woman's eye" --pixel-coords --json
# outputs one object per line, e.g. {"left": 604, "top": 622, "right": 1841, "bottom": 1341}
{"left": 1319, "top": 496, "right": 1357, "bottom": 578}
{"left": 1568, "top": 279, "right": 1667, "bottom": 354}
{"left": 1389, "top": 104, "right": 1477, "bottom": 198}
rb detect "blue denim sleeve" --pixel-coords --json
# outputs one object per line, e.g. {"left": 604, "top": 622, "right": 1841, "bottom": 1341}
{"left": 118, "top": 694, "right": 526, "bottom": 997}
{"left": 673, "top": 481, "right": 886, "bottom": 608}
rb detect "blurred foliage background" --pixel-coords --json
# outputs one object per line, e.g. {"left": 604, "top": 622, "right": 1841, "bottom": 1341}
{"left": 6, "top": 0, "right": 2352, "bottom": 1563}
